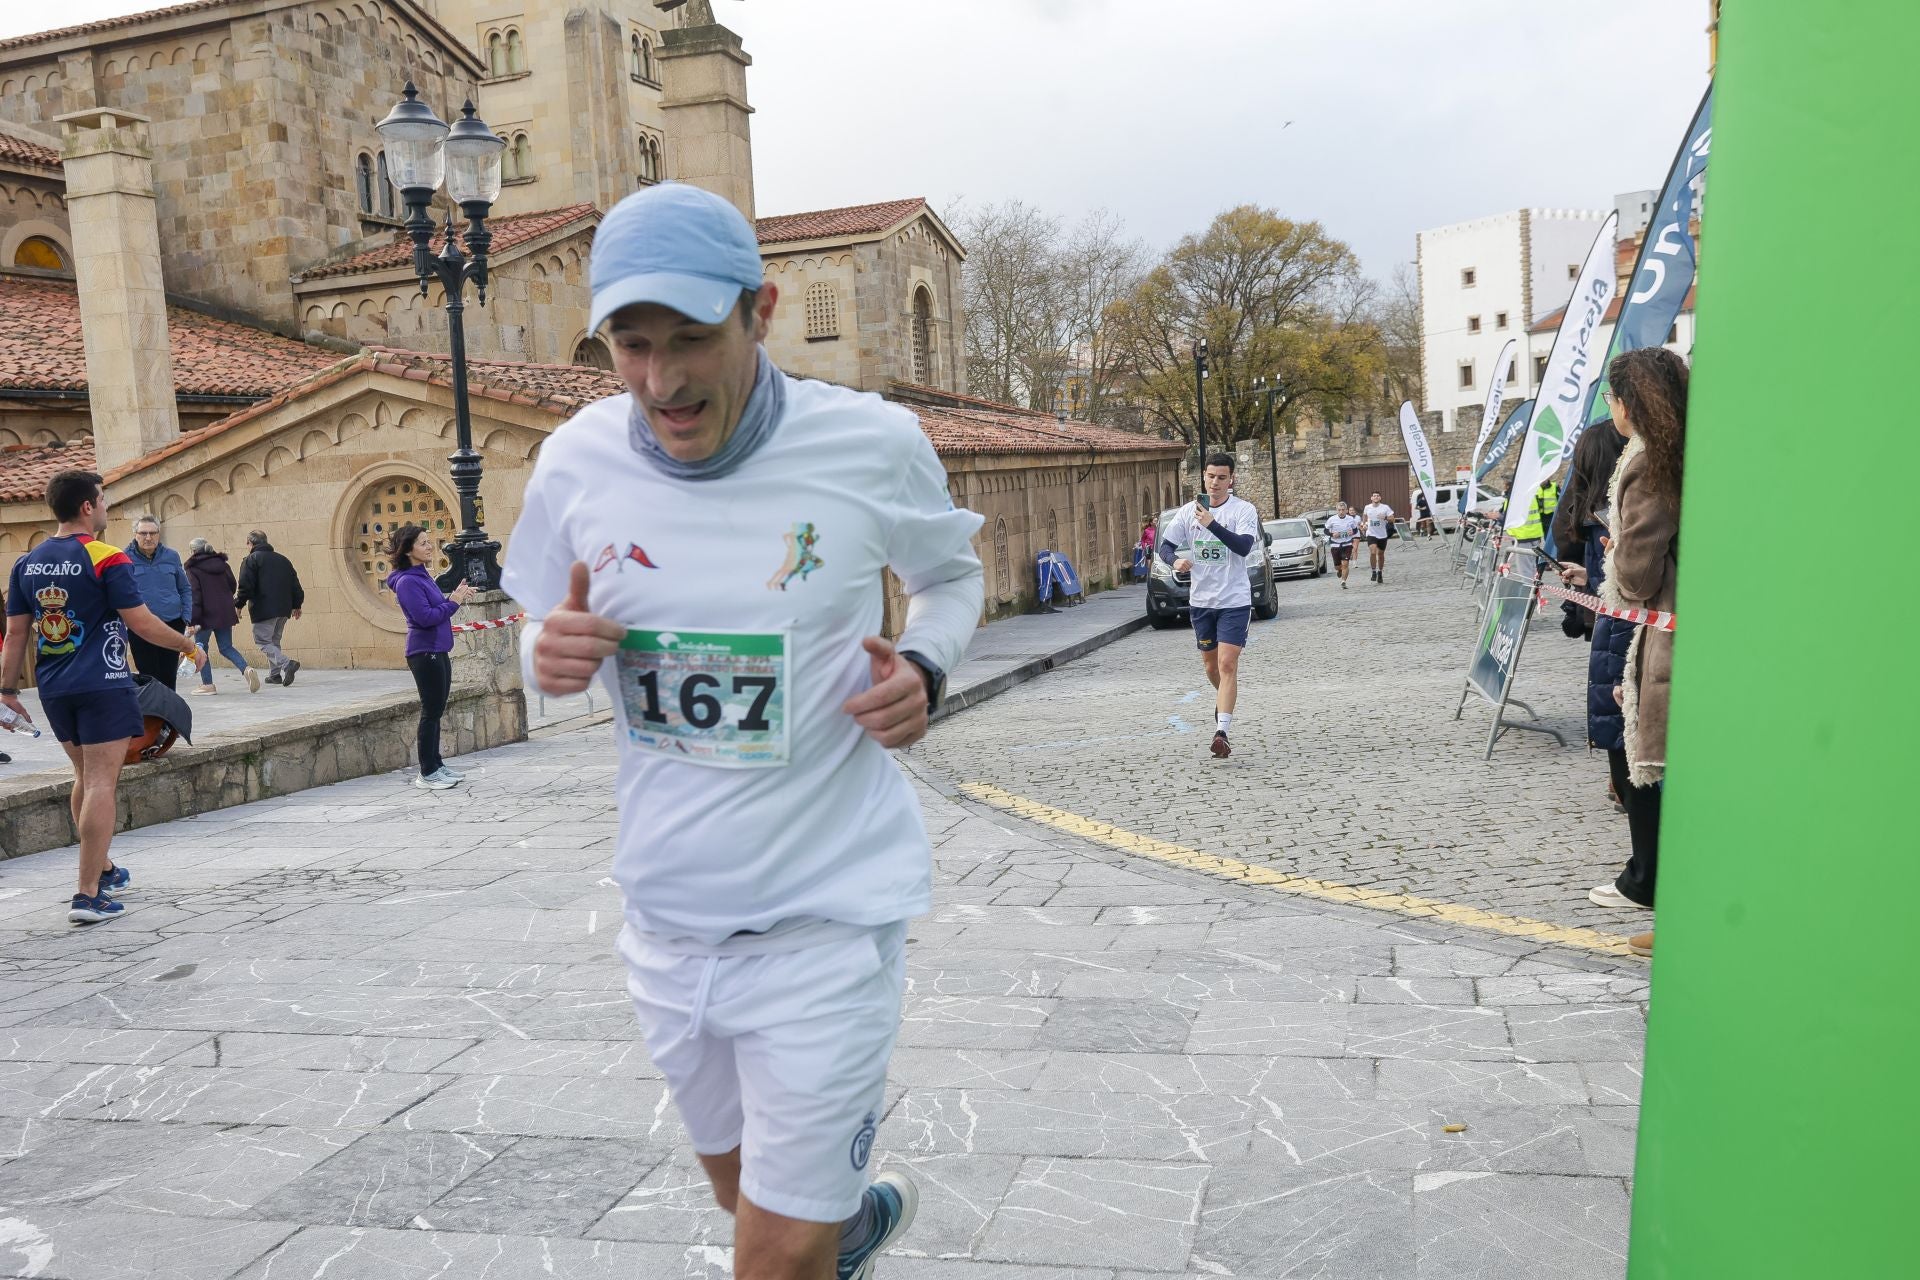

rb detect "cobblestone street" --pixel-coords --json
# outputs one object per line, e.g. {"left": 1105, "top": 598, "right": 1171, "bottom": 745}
{"left": 0, "top": 544, "right": 1646, "bottom": 1278}
{"left": 911, "top": 540, "right": 1649, "bottom": 940}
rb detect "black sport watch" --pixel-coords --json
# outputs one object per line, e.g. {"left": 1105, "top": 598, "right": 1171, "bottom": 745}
{"left": 897, "top": 650, "right": 947, "bottom": 714}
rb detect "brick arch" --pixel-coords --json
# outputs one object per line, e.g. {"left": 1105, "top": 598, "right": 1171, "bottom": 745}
{"left": 192, "top": 477, "right": 223, "bottom": 508}
{"left": 336, "top": 411, "right": 370, "bottom": 444}
{"left": 160, "top": 492, "right": 189, "bottom": 521}
{"left": 395, "top": 406, "right": 433, "bottom": 435}
{"left": 299, "top": 428, "right": 332, "bottom": 459}
{"left": 263, "top": 446, "right": 296, "bottom": 476}
{"left": 0, "top": 427, "right": 21, "bottom": 447}
{"left": 226, "top": 461, "right": 261, "bottom": 492}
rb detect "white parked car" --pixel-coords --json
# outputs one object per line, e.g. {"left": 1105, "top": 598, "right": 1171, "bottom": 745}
{"left": 1263, "top": 518, "right": 1324, "bottom": 579}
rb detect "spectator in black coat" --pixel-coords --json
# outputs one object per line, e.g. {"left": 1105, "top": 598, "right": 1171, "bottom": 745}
{"left": 233, "top": 530, "right": 305, "bottom": 686}
{"left": 184, "top": 538, "right": 260, "bottom": 695}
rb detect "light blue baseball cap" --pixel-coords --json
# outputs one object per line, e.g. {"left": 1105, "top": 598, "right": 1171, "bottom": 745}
{"left": 588, "top": 183, "right": 765, "bottom": 333}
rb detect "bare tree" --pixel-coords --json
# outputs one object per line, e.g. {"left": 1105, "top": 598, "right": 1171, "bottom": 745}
{"left": 955, "top": 200, "right": 1070, "bottom": 407}
{"left": 1057, "top": 210, "right": 1147, "bottom": 424}
{"left": 1376, "top": 261, "right": 1423, "bottom": 409}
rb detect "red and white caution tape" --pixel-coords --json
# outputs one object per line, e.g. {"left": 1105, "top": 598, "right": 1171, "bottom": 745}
{"left": 1497, "top": 565, "right": 1676, "bottom": 632}
{"left": 1536, "top": 582, "right": 1676, "bottom": 633}
{"left": 451, "top": 613, "right": 526, "bottom": 634}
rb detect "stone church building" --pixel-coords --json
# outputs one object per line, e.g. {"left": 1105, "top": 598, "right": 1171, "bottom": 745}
{"left": 0, "top": 0, "right": 1178, "bottom": 666}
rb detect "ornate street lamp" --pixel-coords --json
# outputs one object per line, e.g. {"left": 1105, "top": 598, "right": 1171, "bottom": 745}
{"left": 375, "top": 83, "right": 507, "bottom": 591}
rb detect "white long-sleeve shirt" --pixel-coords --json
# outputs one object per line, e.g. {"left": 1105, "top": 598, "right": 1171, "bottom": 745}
{"left": 503, "top": 374, "right": 984, "bottom": 943}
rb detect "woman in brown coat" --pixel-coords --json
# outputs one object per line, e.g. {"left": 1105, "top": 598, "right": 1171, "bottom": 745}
{"left": 1597, "top": 346, "right": 1688, "bottom": 957}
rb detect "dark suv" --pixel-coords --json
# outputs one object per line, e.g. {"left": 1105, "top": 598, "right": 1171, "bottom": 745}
{"left": 1145, "top": 507, "right": 1278, "bottom": 628}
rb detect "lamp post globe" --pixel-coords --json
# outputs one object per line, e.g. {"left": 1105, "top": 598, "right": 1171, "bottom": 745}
{"left": 373, "top": 82, "right": 448, "bottom": 196}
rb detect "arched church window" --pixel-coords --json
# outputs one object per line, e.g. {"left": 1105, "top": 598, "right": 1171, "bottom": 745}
{"left": 804, "top": 282, "right": 839, "bottom": 339}
{"left": 510, "top": 132, "right": 533, "bottom": 180}
{"left": 641, "top": 37, "right": 655, "bottom": 81}
{"left": 505, "top": 28, "right": 526, "bottom": 74}
{"left": 375, "top": 151, "right": 394, "bottom": 217}
{"left": 993, "top": 518, "right": 1010, "bottom": 599}
{"left": 637, "top": 133, "right": 658, "bottom": 184}
{"left": 911, "top": 286, "right": 933, "bottom": 384}
{"left": 1046, "top": 509, "right": 1060, "bottom": 555}
{"left": 487, "top": 31, "right": 506, "bottom": 77}
{"left": 630, "top": 34, "right": 643, "bottom": 78}
{"left": 573, "top": 337, "right": 613, "bottom": 370}
{"left": 12, "top": 236, "right": 67, "bottom": 271}
{"left": 355, "top": 152, "right": 375, "bottom": 214}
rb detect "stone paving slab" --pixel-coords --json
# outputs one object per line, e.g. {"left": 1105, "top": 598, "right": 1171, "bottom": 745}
{"left": 0, "top": 568, "right": 1642, "bottom": 1278}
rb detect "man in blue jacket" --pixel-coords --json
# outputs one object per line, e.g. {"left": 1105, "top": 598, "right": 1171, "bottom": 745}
{"left": 125, "top": 514, "right": 193, "bottom": 691}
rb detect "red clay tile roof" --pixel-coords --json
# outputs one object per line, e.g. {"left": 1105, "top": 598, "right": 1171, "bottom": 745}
{"left": 756, "top": 198, "right": 928, "bottom": 247}
{"left": 0, "top": 442, "right": 96, "bottom": 505}
{"left": 297, "top": 204, "right": 598, "bottom": 282}
{"left": 1529, "top": 284, "right": 1696, "bottom": 335}
{"left": 889, "top": 382, "right": 1183, "bottom": 457}
{"left": 0, "top": 128, "right": 61, "bottom": 170}
{"left": 0, "top": 1, "right": 230, "bottom": 52}
{"left": 0, "top": 275, "right": 343, "bottom": 397}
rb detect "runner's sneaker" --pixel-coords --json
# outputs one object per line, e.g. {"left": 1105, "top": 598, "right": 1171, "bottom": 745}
{"left": 413, "top": 771, "right": 458, "bottom": 791}
{"left": 837, "top": 1172, "right": 919, "bottom": 1280}
{"left": 190, "top": 685, "right": 218, "bottom": 695}
{"left": 426, "top": 767, "right": 463, "bottom": 787}
{"left": 281, "top": 659, "right": 301, "bottom": 687}
{"left": 265, "top": 669, "right": 283, "bottom": 685}
{"left": 68, "top": 893, "right": 125, "bottom": 925}
{"left": 1210, "top": 730, "right": 1231, "bottom": 759}
{"left": 97, "top": 863, "right": 130, "bottom": 894}
{"left": 436, "top": 765, "right": 465, "bottom": 782}
{"left": 245, "top": 668, "right": 262, "bottom": 693}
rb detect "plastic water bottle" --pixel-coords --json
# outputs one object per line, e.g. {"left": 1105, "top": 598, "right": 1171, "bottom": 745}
{"left": 0, "top": 705, "right": 41, "bottom": 738}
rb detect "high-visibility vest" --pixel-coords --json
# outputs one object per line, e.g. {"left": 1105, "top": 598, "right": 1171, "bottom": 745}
{"left": 1512, "top": 479, "right": 1559, "bottom": 541}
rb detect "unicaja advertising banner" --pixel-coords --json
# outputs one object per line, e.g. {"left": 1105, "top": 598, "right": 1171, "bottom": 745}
{"left": 1581, "top": 84, "right": 1712, "bottom": 433}
{"left": 1505, "top": 211, "right": 1619, "bottom": 533}
{"left": 1465, "top": 338, "right": 1518, "bottom": 517}
{"left": 1398, "top": 402, "right": 1440, "bottom": 525}
{"left": 1474, "top": 397, "right": 1534, "bottom": 481}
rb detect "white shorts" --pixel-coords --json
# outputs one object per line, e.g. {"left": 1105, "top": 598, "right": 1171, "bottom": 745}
{"left": 616, "top": 920, "right": 908, "bottom": 1223}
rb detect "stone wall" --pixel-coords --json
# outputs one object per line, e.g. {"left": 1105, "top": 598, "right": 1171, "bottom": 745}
{"left": 1206, "top": 407, "right": 1481, "bottom": 519}
{"left": 0, "top": 173, "right": 71, "bottom": 267}
{"left": 0, "top": 379, "right": 548, "bottom": 671}
{"left": 854, "top": 219, "right": 963, "bottom": 393}
{"left": 0, "top": 678, "right": 525, "bottom": 861}
{"left": 296, "top": 226, "right": 595, "bottom": 365}
{"left": 909, "top": 450, "right": 1181, "bottom": 627}
{"left": 760, "top": 248, "right": 863, "bottom": 388}
{"left": 0, "top": 3, "right": 479, "bottom": 332}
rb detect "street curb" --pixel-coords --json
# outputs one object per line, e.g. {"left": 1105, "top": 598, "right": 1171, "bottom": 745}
{"left": 931, "top": 612, "right": 1149, "bottom": 724}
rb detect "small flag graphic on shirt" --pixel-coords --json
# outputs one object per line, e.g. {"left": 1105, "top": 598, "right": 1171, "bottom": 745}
{"left": 592, "top": 544, "right": 617, "bottom": 572}
{"left": 624, "top": 544, "right": 658, "bottom": 570}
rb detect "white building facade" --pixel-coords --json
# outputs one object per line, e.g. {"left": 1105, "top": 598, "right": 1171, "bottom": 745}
{"left": 1416, "top": 208, "right": 1606, "bottom": 434}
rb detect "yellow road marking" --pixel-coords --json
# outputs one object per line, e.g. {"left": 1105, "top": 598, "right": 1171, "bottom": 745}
{"left": 958, "top": 781, "right": 1639, "bottom": 959}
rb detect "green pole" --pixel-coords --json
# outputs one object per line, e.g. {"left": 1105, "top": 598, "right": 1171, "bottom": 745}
{"left": 1628, "top": 6, "right": 1918, "bottom": 1276}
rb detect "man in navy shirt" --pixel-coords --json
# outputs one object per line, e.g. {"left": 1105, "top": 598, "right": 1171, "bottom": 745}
{"left": 2, "top": 471, "right": 203, "bottom": 925}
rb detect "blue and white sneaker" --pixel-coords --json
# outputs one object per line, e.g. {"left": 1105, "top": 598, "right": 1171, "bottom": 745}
{"left": 436, "top": 764, "right": 465, "bottom": 782}
{"left": 97, "top": 863, "right": 130, "bottom": 895}
{"left": 68, "top": 893, "right": 126, "bottom": 925}
{"left": 837, "top": 1171, "right": 919, "bottom": 1280}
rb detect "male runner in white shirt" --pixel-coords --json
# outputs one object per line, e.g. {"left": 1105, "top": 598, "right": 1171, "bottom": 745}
{"left": 1158, "top": 453, "right": 1261, "bottom": 759}
{"left": 1323, "top": 501, "right": 1362, "bottom": 589}
{"left": 1361, "top": 492, "right": 1396, "bottom": 584}
{"left": 504, "top": 183, "right": 984, "bottom": 1280}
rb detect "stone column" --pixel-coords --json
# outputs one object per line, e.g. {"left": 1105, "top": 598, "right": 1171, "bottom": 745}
{"left": 55, "top": 107, "right": 179, "bottom": 475}
{"left": 450, "top": 589, "right": 529, "bottom": 747}
{"left": 656, "top": 21, "right": 756, "bottom": 220}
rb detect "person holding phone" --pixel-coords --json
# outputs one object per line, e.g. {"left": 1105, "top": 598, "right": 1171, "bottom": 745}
{"left": 1157, "top": 453, "right": 1261, "bottom": 759}
{"left": 385, "top": 526, "right": 477, "bottom": 790}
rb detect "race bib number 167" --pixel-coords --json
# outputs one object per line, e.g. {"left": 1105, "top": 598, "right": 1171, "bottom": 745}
{"left": 617, "top": 627, "right": 790, "bottom": 767}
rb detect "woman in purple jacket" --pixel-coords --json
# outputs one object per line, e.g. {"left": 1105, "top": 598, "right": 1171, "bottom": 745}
{"left": 385, "top": 525, "right": 475, "bottom": 790}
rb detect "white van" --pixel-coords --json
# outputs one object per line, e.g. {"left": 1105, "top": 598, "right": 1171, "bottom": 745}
{"left": 1423, "top": 482, "right": 1505, "bottom": 531}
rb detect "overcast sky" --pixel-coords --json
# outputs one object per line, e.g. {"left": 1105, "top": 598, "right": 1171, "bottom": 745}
{"left": 3, "top": 0, "right": 1708, "bottom": 277}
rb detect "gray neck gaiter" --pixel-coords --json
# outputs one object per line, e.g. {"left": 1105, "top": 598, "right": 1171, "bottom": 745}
{"left": 628, "top": 349, "right": 787, "bottom": 482}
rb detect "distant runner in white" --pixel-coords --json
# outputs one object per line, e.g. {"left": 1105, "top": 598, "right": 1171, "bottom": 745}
{"left": 504, "top": 183, "right": 984, "bottom": 1280}
{"left": 1361, "top": 492, "right": 1396, "bottom": 584}
{"left": 1158, "top": 453, "right": 1262, "bottom": 759}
